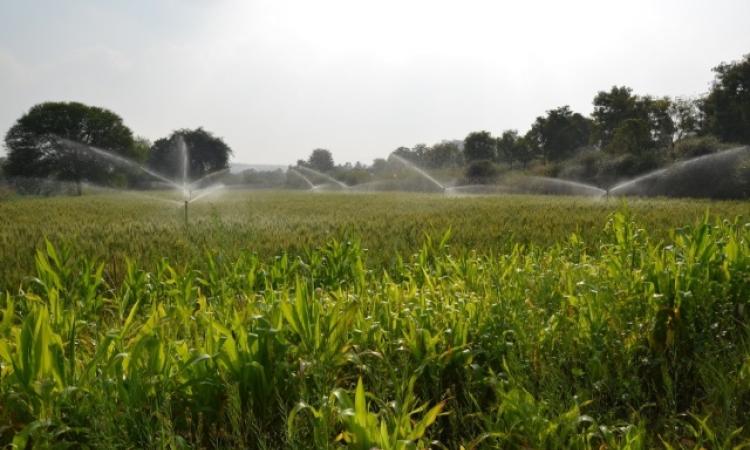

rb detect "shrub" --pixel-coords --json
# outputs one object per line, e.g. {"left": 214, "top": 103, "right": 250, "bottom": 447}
{"left": 464, "top": 159, "right": 499, "bottom": 184}
{"left": 672, "top": 135, "right": 728, "bottom": 160}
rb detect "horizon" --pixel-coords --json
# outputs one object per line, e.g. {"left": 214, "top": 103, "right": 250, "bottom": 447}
{"left": 1, "top": 0, "right": 749, "bottom": 165}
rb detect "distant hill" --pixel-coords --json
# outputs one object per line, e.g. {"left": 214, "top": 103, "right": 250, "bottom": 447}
{"left": 230, "top": 163, "right": 287, "bottom": 173}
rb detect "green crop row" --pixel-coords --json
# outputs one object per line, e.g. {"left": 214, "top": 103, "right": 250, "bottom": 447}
{"left": 1, "top": 210, "right": 749, "bottom": 448}
{"left": 1, "top": 191, "right": 749, "bottom": 291}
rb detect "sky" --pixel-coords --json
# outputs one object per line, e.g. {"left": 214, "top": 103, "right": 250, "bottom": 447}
{"left": 1, "top": 0, "right": 749, "bottom": 165}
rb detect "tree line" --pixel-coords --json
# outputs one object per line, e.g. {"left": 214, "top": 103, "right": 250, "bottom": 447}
{"left": 295, "top": 53, "right": 749, "bottom": 186}
{"left": 0, "top": 102, "right": 232, "bottom": 194}
{"left": 2, "top": 53, "right": 748, "bottom": 191}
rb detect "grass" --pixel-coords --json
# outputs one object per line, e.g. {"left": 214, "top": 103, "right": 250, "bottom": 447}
{"left": 0, "top": 190, "right": 750, "bottom": 448}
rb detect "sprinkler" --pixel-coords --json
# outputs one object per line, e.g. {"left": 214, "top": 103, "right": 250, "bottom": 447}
{"left": 183, "top": 188, "right": 192, "bottom": 226}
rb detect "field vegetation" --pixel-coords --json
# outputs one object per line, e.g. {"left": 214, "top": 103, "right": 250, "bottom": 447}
{"left": 1, "top": 191, "right": 750, "bottom": 448}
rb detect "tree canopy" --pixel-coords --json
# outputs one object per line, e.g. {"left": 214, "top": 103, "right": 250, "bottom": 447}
{"left": 592, "top": 87, "right": 676, "bottom": 154}
{"left": 3, "top": 101, "right": 136, "bottom": 192}
{"left": 463, "top": 131, "right": 496, "bottom": 162}
{"left": 527, "top": 106, "right": 591, "bottom": 162}
{"left": 424, "top": 141, "right": 463, "bottom": 168}
{"left": 702, "top": 54, "right": 750, "bottom": 144}
{"left": 305, "top": 149, "right": 335, "bottom": 172}
{"left": 148, "top": 128, "right": 232, "bottom": 183}
{"left": 496, "top": 130, "right": 533, "bottom": 169}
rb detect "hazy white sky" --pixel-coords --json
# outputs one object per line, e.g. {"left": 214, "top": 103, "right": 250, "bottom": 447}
{"left": 1, "top": 0, "right": 749, "bottom": 165}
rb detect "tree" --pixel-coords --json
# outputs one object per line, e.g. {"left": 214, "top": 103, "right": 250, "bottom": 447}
{"left": 412, "top": 144, "right": 430, "bottom": 163}
{"left": 593, "top": 87, "right": 675, "bottom": 153}
{"left": 670, "top": 97, "right": 702, "bottom": 141}
{"left": 148, "top": 128, "right": 232, "bottom": 183}
{"left": 424, "top": 141, "right": 462, "bottom": 168}
{"left": 392, "top": 146, "right": 423, "bottom": 164}
{"left": 306, "top": 148, "right": 335, "bottom": 172}
{"left": 132, "top": 136, "right": 151, "bottom": 163}
{"left": 3, "top": 101, "right": 136, "bottom": 193}
{"left": 514, "top": 136, "right": 534, "bottom": 169}
{"left": 645, "top": 97, "right": 675, "bottom": 149}
{"left": 701, "top": 54, "right": 750, "bottom": 144}
{"left": 371, "top": 158, "right": 388, "bottom": 173}
{"left": 527, "top": 106, "right": 591, "bottom": 163}
{"left": 592, "top": 86, "right": 641, "bottom": 147}
{"left": 464, "top": 131, "right": 496, "bottom": 162}
{"left": 496, "top": 130, "right": 524, "bottom": 168}
{"left": 607, "top": 119, "right": 653, "bottom": 156}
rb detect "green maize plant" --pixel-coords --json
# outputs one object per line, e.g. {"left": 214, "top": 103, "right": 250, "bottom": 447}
{"left": 0, "top": 195, "right": 750, "bottom": 448}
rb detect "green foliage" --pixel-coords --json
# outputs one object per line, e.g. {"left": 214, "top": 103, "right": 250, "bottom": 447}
{"left": 424, "top": 141, "right": 463, "bottom": 169}
{"left": 593, "top": 87, "right": 676, "bottom": 153}
{"left": 1, "top": 207, "right": 750, "bottom": 448}
{"left": 606, "top": 118, "right": 655, "bottom": 155}
{"left": 464, "top": 159, "right": 499, "bottom": 183}
{"left": 702, "top": 54, "right": 750, "bottom": 144}
{"left": 669, "top": 97, "right": 702, "bottom": 141}
{"left": 2, "top": 192, "right": 749, "bottom": 290}
{"left": 307, "top": 149, "right": 335, "bottom": 173}
{"left": 3, "top": 101, "right": 137, "bottom": 193}
{"left": 464, "top": 131, "right": 497, "bottom": 162}
{"left": 148, "top": 128, "right": 232, "bottom": 182}
{"left": 527, "top": 106, "right": 592, "bottom": 163}
{"left": 131, "top": 136, "right": 151, "bottom": 163}
{"left": 496, "top": 130, "right": 533, "bottom": 169}
{"left": 672, "top": 135, "right": 729, "bottom": 160}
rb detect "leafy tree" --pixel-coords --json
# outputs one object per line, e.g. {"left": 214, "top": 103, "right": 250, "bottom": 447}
{"left": 496, "top": 130, "right": 518, "bottom": 168}
{"left": 3, "top": 101, "right": 136, "bottom": 193}
{"left": 148, "top": 128, "right": 232, "bottom": 182}
{"left": 701, "top": 54, "right": 750, "bottom": 144}
{"left": 392, "top": 146, "right": 423, "bottom": 164}
{"left": 670, "top": 97, "right": 702, "bottom": 141}
{"left": 463, "top": 131, "right": 496, "bottom": 162}
{"left": 412, "top": 144, "right": 430, "bottom": 162}
{"left": 496, "top": 130, "right": 534, "bottom": 168}
{"left": 514, "top": 135, "right": 534, "bottom": 169}
{"left": 424, "top": 141, "right": 463, "bottom": 168}
{"left": 306, "top": 148, "right": 335, "bottom": 172}
{"left": 527, "top": 106, "right": 591, "bottom": 163}
{"left": 592, "top": 86, "right": 641, "bottom": 147}
{"left": 606, "top": 119, "right": 653, "bottom": 156}
{"left": 645, "top": 97, "right": 676, "bottom": 149}
{"left": 593, "top": 87, "right": 676, "bottom": 153}
{"left": 132, "top": 136, "right": 151, "bottom": 163}
{"left": 371, "top": 158, "right": 388, "bottom": 173}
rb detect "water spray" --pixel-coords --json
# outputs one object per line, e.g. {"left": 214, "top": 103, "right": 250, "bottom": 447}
{"left": 388, "top": 153, "right": 446, "bottom": 192}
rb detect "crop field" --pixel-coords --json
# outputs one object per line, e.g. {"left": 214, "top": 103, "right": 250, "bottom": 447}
{"left": 1, "top": 191, "right": 750, "bottom": 448}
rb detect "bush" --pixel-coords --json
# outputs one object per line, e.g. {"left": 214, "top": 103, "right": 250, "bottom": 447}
{"left": 464, "top": 160, "right": 499, "bottom": 184}
{"left": 672, "top": 135, "right": 728, "bottom": 160}
{"left": 601, "top": 152, "right": 663, "bottom": 180}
